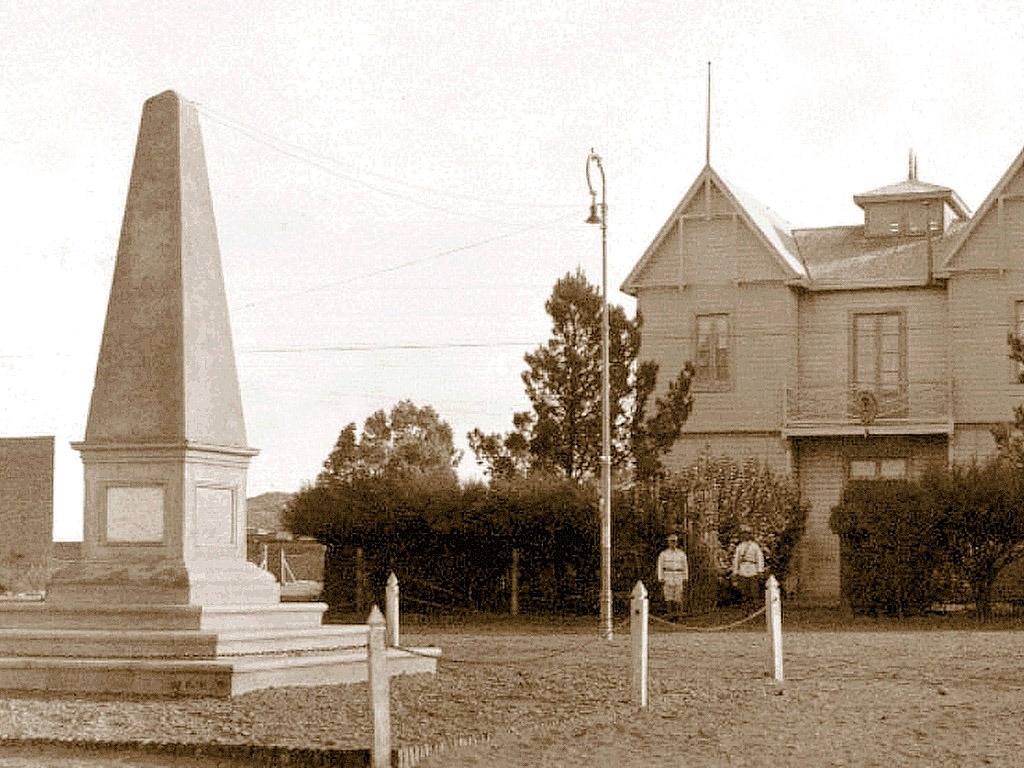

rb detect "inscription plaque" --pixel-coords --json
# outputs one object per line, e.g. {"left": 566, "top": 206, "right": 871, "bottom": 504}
{"left": 106, "top": 486, "right": 164, "bottom": 542}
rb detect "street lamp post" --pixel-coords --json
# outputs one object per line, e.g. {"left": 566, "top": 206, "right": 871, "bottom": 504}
{"left": 586, "top": 149, "right": 613, "bottom": 641}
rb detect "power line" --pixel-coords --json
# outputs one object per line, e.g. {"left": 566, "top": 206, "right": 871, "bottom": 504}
{"left": 234, "top": 211, "right": 576, "bottom": 311}
{"left": 194, "top": 102, "right": 575, "bottom": 223}
{"left": 240, "top": 341, "right": 536, "bottom": 354}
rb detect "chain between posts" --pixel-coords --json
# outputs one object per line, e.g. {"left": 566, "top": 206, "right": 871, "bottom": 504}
{"left": 649, "top": 605, "right": 767, "bottom": 633}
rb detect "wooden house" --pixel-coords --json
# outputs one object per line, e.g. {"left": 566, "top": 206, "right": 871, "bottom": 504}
{"left": 623, "top": 149, "right": 1024, "bottom": 604}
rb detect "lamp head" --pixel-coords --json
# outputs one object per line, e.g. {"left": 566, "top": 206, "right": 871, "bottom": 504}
{"left": 585, "top": 200, "right": 602, "bottom": 225}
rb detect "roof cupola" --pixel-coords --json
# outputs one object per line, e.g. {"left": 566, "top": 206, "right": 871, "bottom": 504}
{"left": 853, "top": 151, "right": 970, "bottom": 238}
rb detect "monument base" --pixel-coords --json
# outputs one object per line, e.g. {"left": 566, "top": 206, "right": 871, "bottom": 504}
{"left": 45, "top": 558, "right": 283, "bottom": 607}
{"left": 0, "top": 601, "right": 438, "bottom": 696}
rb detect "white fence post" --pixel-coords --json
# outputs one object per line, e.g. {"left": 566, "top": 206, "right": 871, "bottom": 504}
{"left": 385, "top": 572, "right": 400, "bottom": 648}
{"left": 367, "top": 605, "right": 391, "bottom": 768}
{"left": 630, "top": 580, "right": 649, "bottom": 708}
{"left": 765, "top": 575, "right": 784, "bottom": 688}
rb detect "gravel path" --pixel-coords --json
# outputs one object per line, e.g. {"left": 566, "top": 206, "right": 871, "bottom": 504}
{"left": 0, "top": 620, "right": 1022, "bottom": 766}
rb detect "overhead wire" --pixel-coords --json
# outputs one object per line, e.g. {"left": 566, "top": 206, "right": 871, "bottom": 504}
{"left": 184, "top": 100, "right": 586, "bottom": 338}
{"left": 193, "top": 101, "right": 576, "bottom": 220}
{"left": 240, "top": 341, "right": 537, "bottom": 354}
{"left": 233, "top": 211, "right": 577, "bottom": 311}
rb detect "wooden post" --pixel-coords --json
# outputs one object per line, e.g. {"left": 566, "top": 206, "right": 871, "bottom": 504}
{"left": 367, "top": 605, "right": 391, "bottom": 768}
{"left": 630, "top": 581, "right": 649, "bottom": 708}
{"left": 355, "top": 547, "right": 365, "bottom": 614}
{"left": 765, "top": 575, "right": 784, "bottom": 688}
{"left": 510, "top": 548, "right": 520, "bottom": 616}
{"left": 385, "top": 572, "right": 400, "bottom": 648}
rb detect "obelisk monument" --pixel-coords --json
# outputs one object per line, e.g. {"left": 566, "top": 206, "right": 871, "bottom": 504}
{"left": 48, "top": 90, "right": 278, "bottom": 607}
{"left": 0, "top": 91, "right": 437, "bottom": 696}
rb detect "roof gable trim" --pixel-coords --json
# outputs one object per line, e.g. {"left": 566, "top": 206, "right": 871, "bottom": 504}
{"left": 941, "top": 144, "right": 1024, "bottom": 272}
{"left": 621, "top": 165, "right": 806, "bottom": 295}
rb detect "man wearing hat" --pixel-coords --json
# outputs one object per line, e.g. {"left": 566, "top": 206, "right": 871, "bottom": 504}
{"left": 656, "top": 533, "right": 689, "bottom": 618}
{"left": 732, "top": 525, "right": 766, "bottom": 610}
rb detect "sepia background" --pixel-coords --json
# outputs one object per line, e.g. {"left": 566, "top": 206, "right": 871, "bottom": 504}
{"left": 3, "top": 0, "right": 1023, "bottom": 540}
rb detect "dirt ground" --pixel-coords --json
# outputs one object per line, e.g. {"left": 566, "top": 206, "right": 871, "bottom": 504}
{"left": 402, "top": 619, "right": 1024, "bottom": 767}
{"left": 1, "top": 613, "right": 1023, "bottom": 767}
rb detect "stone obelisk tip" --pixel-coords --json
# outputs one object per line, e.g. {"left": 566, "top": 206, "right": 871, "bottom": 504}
{"left": 83, "top": 86, "right": 248, "bottom": 448}
{"left": 150, "top": 89, "right": 181, "bottom": 101}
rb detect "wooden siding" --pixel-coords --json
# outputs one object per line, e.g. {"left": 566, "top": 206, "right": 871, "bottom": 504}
{"left": 947, "top": 269, "right": 1024, "bottom": 424}
{"left": 637, "top": 283, "right": 797, "bottom": 433}
{"left": 949, "top": 207, "right": 1001, "bottom": 271}
{"left": 684, "top": 218, "right": 734, "bottom": 284}
{"left": 628, "top": 175, "right": 790, "bottom": 290}
{"left": 736, "top": 216, "right": 787, "bottom": 282}
{"left": 661, "top": 434, "right": 791, "bottom": 477}
{"left": 794, "top": 439, "right": 843, "bottom": 604}
{"left": 949, "top": 427, "right": 1000, "bottom": 465}
{"left": 635, "top": 219, "right": 680, "bottom": 286}
{"left": 793, "top": 287, "right": 948, "bottom": 424}
{"left": 865, "top": 200, "right": 941, "bottom": 238}
{"left": 792, "top": 435, "right": 946, "bottom": 605}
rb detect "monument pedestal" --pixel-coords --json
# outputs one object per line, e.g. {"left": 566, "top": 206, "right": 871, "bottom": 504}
{"left": 0, "top": 600, "right": 438, "bottom": 696}
{"left": 0, "top": 90, "right": 438, "bottom": 696}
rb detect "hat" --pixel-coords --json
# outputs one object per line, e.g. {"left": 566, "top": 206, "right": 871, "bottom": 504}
{"left": 667, "top": 533, "right": 679, "bottom": 541}
{"left": 739, "top": 525, "right": 753, "bottom": 534}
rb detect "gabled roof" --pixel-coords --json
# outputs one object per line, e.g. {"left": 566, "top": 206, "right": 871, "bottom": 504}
{"left": 794, "top": 220, "right": 968, "bottom": 290}
{"left": 939, "top": 143, "right": 1024, "bottom": 275}
{"left": 853, "top": 177, "right": 971, "bottom": 219}
{"left": 621, "top": 165, "right": 806, "bottom": 295}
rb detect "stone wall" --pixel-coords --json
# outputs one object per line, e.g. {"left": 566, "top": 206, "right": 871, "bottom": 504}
{"left": 0, "top": 436, "right": 54, "bottom": 593}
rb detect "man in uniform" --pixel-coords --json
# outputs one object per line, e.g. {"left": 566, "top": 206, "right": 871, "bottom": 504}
{"left": 656, "top": 533, "right": 689, "bottom": 618}
{"left": 732, "top": 525, "right": 766, "bottom": 609}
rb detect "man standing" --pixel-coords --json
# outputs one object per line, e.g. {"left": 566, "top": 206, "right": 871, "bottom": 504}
{"left": 656, "top": 533, "right": 689, "bottom": 618}
{"left": 732, "top": 526, "right": 765, "bottom": 609}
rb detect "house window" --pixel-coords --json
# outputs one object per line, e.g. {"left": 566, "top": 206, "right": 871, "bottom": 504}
{"left": 1015, "top": 301, "right": 1024, "bottom": 383}
{"left": 695, "top": 313, "right": 730, "bottom": 386}
{"left": 849, "top": 458, "right": 908, "bottom": 481}
{"left": 852, "top": 311, "right": 906, "bottom": 417}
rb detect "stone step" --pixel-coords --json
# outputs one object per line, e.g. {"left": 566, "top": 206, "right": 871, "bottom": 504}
{"left": 0, "top": 602, "right": 328, "bottom": 632}
{"left": 198, "top": 603, "right": 330, "bottom": 632}
{"left": 0, "top": 625, "right": 368, "bottom": 659}
{"left": 216, "top": 626, "right": 367, "bottom": 656}
{"left": 0, "top": 646, "right": 440, "bottom": 697}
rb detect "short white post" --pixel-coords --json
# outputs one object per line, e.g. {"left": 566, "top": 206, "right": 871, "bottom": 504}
{"left": 385, "top": 572, "right": 400, "bottom": 648}
{"left": 367, "top": 606, "right": 391, "bottom": 768}
{"left": 765, "top": 575, "right": 784, "bottom": 688}
{"left": 630, "top": 580, "right": 649, "bottom": 708}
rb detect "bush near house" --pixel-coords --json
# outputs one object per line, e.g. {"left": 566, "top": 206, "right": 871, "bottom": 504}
{"left": 288, "top": 455, "right": 808, "bottom": 617}
{"left": 920, "top": 460, "right": 1024, "bottom": 619}
{"left": 655, "top": 455, "right": 808, "bottom": 611}
{"left": 831, "top": 462, "right": 1024, "bottom": 619}
{"left": 287, "top": 473, "right": 603, "bottom": 615}
{"left": 830, "top": 480, "right": 944, "bottom": 617}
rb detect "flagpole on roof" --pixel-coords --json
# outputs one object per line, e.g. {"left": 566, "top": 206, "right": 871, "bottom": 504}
{"left": 706, "top": 61, "right": 711, "bottom": 167}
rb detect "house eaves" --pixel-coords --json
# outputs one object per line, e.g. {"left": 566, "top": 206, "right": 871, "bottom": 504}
{"left": 621, "top": 165, "right": 807, "bottom": 296}
{"left": 937, "top": 143, "right": 1024, "bottom": 276}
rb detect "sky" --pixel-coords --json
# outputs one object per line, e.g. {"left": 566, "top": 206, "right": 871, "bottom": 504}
{"left": 4, "top": 1, "right": 1024, "bottom": 540}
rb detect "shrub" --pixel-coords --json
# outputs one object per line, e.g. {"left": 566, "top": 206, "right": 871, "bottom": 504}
{"left": 288, "top": 471, "right": 601, "bottom": 615}
{"left": 658, "top": 455, "right": 808, "bottom": 608}
{"left": 921, "top": 460, "right": 1024, "bottom": 619}
{"left": 830, "top": 480, "right": 944, "bottom": 616}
